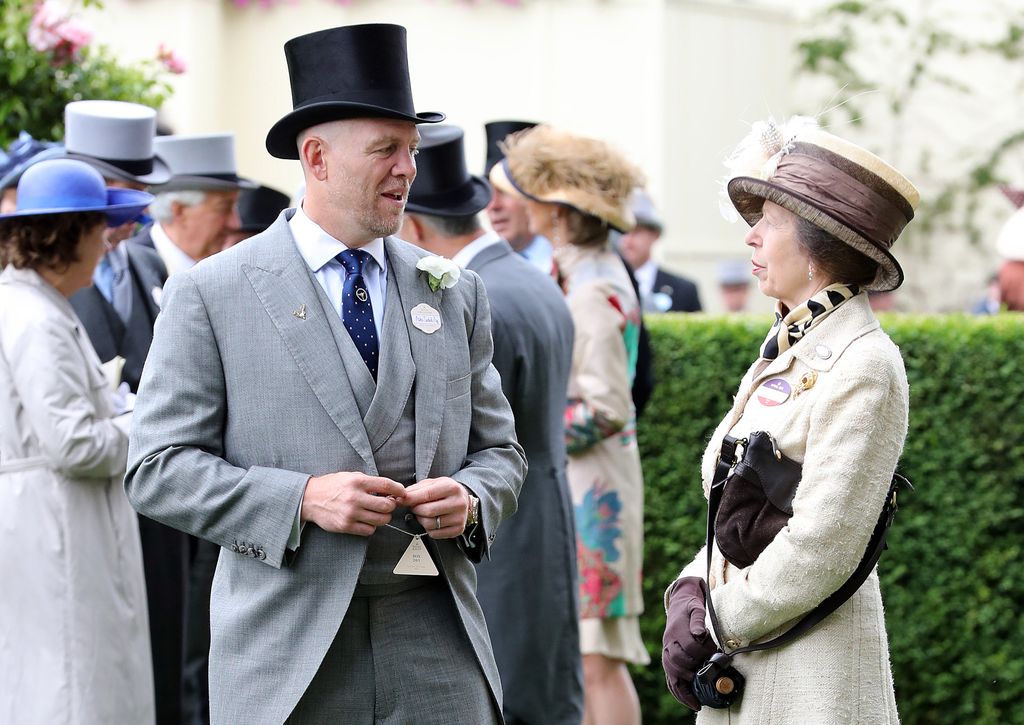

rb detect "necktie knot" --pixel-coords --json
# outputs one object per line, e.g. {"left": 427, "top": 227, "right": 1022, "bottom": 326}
{"left": 338, "top": 248, "right": 370, "bottom": 276}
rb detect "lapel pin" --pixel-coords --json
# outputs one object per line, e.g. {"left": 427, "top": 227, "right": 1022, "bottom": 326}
{"left": 410, "top": 303, "right": 441, "bottom": 334}
{"left": 292, "top": 304, "right": 307, "bottom": 320}
{"left": 794, "top": 370, "right": 818, "bottom": 397}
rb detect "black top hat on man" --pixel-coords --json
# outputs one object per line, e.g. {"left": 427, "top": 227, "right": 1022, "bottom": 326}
{"left": 237, "top": 184, "right": 292, "bottom": 233}
{"left": 266, "top": 23, "right": 444, "bottom": 160}
{"left": 484, "top": 120, "right": 537, "bottom": 175}
{"left": 406, "top": 125, "right": 492, "bottom": 218}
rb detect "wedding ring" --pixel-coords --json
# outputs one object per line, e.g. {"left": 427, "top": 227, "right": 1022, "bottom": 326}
{"left": 435, "top": 515, "right": 442, "bottom": 531}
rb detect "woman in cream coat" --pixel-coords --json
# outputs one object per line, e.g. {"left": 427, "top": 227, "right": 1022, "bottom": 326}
{"left": 662, "top": 119, "right": 919, "bottom": 724}
{"left": 0, "top": 159, "right": 155, "bottom": 723}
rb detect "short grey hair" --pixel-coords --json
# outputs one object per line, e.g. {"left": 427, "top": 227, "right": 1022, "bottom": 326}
{"left": 149, "top": 190, "right": 206, "bottom": 223}
{"left": 416, "top": 212, "right": 482, "bottom": 238}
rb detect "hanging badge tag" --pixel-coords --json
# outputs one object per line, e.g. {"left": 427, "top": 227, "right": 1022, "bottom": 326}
{"left": 393, "top": 535, "right": 439, "bottom": 576}
{"left": 756, "top": 378, "right": 792, "bottom": 407}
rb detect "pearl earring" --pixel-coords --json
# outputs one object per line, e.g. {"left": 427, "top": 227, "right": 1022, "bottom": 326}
{"left": 808, "top": 266, "right": 814, "bottom": 281}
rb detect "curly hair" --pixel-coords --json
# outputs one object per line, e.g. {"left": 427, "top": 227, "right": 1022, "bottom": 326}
{"left": 0, "top": 212, "right": 106, "bottom": 271}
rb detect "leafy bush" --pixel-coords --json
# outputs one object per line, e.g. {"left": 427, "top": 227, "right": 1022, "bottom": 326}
{"left": 633, "top": 313, "right": 1024, "bottom": 725}
{"left": 0, "top": 0, "right": 177, "bottom": 147}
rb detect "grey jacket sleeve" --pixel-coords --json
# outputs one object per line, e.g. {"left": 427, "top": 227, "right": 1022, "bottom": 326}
{"left": 124, "top": 272, "right": 308, "bottom": 569}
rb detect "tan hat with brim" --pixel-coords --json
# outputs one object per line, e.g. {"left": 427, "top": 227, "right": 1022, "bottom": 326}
{"left": 488, "top": 125, "right": 640, "bottom": 234}
{"left": 726, "top": 123, "right": 919, "bottom": 292}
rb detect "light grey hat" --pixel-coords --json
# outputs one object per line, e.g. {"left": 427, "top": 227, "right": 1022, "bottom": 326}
{"left": 717, "top": 259, "right": 751, "bottom": 287}
{"left": 630, "top": 188, "right": 662, "bottom": 231}
{"left": 153, "top": 133, "right": 255, "bottom": 191}
{"left": 64, "top": 100, "right": 171, "bottom": 186}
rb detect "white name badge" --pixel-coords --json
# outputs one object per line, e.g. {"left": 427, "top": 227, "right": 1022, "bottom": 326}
{"left": 410, "top": 303, "right": 441, "bottom": 334}
{"left": 393, "top": 535, "right": 439, "bottom": 576}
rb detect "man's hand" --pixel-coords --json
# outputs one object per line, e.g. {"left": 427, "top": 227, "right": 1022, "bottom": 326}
{"left": 402, "top": 477, "right": 470, "bottom": 540}
{"left": 300, "top": 472, "right": 406, "bottom": 536}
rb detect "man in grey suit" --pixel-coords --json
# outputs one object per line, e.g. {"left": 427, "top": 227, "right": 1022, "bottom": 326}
{"left": 125, "top": 24, "right": 525, "bottom": 725}
{"left": 401, "top": 124, "right": 583, "bottom": 725}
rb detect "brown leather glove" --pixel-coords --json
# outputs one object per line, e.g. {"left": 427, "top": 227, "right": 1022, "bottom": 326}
{"left": 662, "top": 576, "right": 719, "bottom": 711}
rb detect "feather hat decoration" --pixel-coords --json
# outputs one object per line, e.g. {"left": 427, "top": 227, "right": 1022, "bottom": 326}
{"left": 488, "top": 124, "right": 644, "bottom": 232}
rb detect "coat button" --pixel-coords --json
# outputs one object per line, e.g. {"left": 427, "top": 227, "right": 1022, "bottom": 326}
{"left": 726, "top": 639, "right": 740, "bottom": 649}
{"left": 247, "top": 546, "right": 256, "bottom": 557}
{"left": 815, "top": 344, "right": 832, "bottom": 360}
{"left": 257, "top": 549, "right": 266, "bottom": 560}
{"left": 230, "top": 543, "right": 239, "bottom": 553}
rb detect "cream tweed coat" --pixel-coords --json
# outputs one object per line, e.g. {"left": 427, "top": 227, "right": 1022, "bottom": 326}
{"left": 672, "top": 293, "right": 907, "bottom": 724}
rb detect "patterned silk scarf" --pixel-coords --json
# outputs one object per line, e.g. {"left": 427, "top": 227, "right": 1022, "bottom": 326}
{"left": 759, "top": 283, "right": 861, "bottom": 360}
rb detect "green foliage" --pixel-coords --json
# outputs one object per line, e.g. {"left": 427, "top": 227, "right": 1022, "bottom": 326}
{"left": 0, "top": 0, "right": 173, "bottom": 147}
{"left": 794, "top": 1, "right": 1024, "bottom": 250}
{"left": 632, "top": 313, "right": 1024, "bottom": 724}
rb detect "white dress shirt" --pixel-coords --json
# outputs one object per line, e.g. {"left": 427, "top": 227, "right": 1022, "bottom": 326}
{"left": 151, "top": 222, "right": 197, "bottom": 278}
{"left": 520, "top": 235, "right": 554, "bottom": 275}
{"left": 633, "top": 259, "right": 658, "bottom": 300}
{"left": 289, "top": 206, "right": 387, "bottom": 339}
{"left": 452, "top": 230, "right": 503, "bottom": 268}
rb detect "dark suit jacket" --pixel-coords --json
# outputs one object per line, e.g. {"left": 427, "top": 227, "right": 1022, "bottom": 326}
{"left": 69, "top": 239, "right": 166, "bottom": 393}
{"left": 468, "top": 239, "right": 583, "bottom": 725}
{"left": 654, "top": 266, "right": 702, "bottom": 312}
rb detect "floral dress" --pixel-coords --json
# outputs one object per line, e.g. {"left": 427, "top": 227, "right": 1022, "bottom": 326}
{"left": 558, "top": 243, "right": 649, "bottom": 664}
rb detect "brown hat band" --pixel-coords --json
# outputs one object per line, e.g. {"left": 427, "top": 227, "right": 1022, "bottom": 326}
{"left": 771, "top": 152, "right": 911, "bottom": 249}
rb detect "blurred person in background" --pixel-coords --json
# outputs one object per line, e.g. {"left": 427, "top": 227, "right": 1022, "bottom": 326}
{"left": 137, "top": 133, "right": 251, "bottom": 277}
{"left": 492, "top": 125, "right": 649, "bottom": 725}
{"left": 0, "top": 159, "right": 154, "bottom": 724}
{"left": 222, "top": 183, "right": 292, "bottom": 250}
{"left": 618, "top": 188, "right": 702, "bottom": 313}
{"left": 0, "top": 132, "right": 65, "bottom": 212}
{"left": 662, "top": 117, "right": 917, "bottom": 723}
{"left": 995, "top": 204, "right": 1024, "bottom": 311}
{"left": 717, "top": 259, "right": 752, "bottom": 313}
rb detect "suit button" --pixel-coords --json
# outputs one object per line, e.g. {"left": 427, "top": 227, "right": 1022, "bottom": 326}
{"left": 230, "top": 543, "right": 239, "bottom": 553}
{"left": 404, "top": 513, "right": 415, "bottom": 524}
{"left": 257, "top": 549, "right": 266, "bottom": 560}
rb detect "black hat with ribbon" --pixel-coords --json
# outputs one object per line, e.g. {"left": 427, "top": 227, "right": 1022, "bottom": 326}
{"left": 266, "top": 23, "right": 444, "bottom": 160}
{"left": 237, "top": 184, "right": 292, "bottom": 233}
{"left": 406, "top": 125, "right": 492, "bottom": 217}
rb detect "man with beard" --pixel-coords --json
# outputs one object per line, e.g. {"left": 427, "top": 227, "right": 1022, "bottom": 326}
{"left": 125, "top": 23, "right": 525, "bottom": 725}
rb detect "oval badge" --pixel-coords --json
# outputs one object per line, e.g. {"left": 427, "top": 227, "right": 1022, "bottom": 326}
{"left": 756, "top": 378, "right": 791, "bottom": 407}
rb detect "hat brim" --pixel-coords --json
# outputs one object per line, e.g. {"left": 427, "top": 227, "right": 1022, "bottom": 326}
{"left": 265, "top": 102, "right": 445, "bottom": 160}
{"left": 727, "top": 176, "right": 904, "bottom": 292}
{"left": 405, "top": 176, "right": 492, "bottom": 217}
{"left": 0, "top": 187, "right": 154, "bottom": 228}
{"left": 489, "top": 159, "right": 635, "bottom": 233}
{"left": 155, "top": 174, "right": 257, "bottom": 192}
{"left": 66, "top": 152, "right": 172, "bottom": 186}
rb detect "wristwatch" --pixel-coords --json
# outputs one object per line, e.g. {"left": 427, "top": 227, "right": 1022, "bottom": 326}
{"left": 466, "top": 492, "right": 480, "bottom": 527}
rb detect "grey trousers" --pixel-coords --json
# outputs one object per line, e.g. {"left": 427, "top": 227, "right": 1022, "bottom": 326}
{"left": 287, "top": 579, "right": 500, "bottom": 724}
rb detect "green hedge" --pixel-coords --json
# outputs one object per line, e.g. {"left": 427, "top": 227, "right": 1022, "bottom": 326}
{"left": 632, "top": 313, "right": 1024, "bottom": 724}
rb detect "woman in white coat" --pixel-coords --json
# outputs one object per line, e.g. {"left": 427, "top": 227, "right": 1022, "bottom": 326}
{"left": 0, "top": 159, "right": 155, "bottom": 723}
{"left": 662, "top": 119, "right": 919, "bottom": 724}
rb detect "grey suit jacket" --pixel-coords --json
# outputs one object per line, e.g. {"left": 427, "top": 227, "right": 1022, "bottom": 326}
{"left": 125, "top": 213, "right": 526, "bottom": 725}
{"left": 468, "top": 241, "right": 583, "bottom": 724}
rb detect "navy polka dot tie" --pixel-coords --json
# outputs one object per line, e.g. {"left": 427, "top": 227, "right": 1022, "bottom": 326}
{"left": 337, "top": 249, "right": 379, "bottom": 379}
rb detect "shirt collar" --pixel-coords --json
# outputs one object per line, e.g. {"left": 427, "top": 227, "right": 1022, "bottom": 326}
{"left": 151, "top": 222, "right": 196, "bottom": 276}
{"left": 452, "top": 230, "right": 502, "bottom": 268}
{"left": 289, "top": 205, "right": 387, "bottom": 274}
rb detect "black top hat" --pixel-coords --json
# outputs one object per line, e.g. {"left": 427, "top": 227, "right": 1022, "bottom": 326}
{"left": 237, "top": 184, "right": 292, "bottom": 233}
{"left": 484, "top": 120, "right": 537, "bottom": 175}
{"left": 266, "top": 24, "right": 444, "bottom": 160}
{"left": 405, "top": 125, "right": 492, "bottom": 218}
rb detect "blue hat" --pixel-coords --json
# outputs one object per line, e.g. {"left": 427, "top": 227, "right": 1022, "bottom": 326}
{"left": 0, "top": 159, "right": 154, "bottom": 227}
{"left": 0, "top": 132, "right": 66, "bottom": 191}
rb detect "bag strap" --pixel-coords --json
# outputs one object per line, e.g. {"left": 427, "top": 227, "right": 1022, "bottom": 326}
{"left": 703, "top": 437, "right": 911, "bottom": 658}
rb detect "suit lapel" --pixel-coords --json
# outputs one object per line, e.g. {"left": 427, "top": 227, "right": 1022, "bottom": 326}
{"left": 464, "top": 237, "right": 512, "bottom": 273}
{"left": 242, "top": 218, "right": 376, "bottom": 472}
{"left": 363, "top": 263, "right": 415, "bottom": 452}
{"left": 385, "top": 238, "right": 448, "bottom": 480}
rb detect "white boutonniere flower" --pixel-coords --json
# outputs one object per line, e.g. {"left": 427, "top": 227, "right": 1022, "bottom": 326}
{"left": 416, "top": 256, "right": 461, "bottom": 292}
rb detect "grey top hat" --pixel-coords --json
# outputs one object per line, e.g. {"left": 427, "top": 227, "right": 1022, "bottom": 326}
{"left": 153, "top": 133, "right": 255, "bottom": 191}
{"left": 630, "top": 188, "right": 663, "bottom": 231}
{"left": 64, "top": 100, "right": 171, "bottom": 186}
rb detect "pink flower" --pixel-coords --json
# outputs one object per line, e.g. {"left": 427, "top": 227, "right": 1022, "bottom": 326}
{"left": 27, "top": 1, "right": 92, "bottom": 62}
{"left": 156, "top": 43, "right": 187, "bottom": 74}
